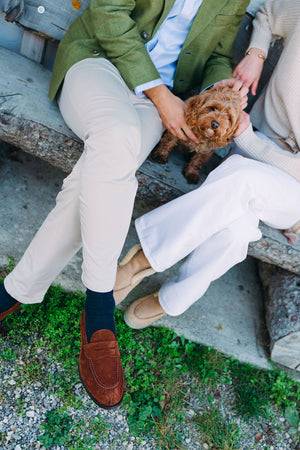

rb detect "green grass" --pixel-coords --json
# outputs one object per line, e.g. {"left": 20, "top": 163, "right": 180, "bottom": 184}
{"left": 194, "top": 406, "right": 240, "bottom": 450}
{"left": 1, "top": 281, "right": 300, "bottom": 449}
{"left": 38, "top": 409, "right": 110, "bottom": 448}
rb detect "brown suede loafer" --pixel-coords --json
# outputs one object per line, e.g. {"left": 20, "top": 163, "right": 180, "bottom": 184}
{"left": 79, "top": 311, "right": 124, "bottom": 410}
{"left": 124, "top": 292, "right": 166, "bottom": 329}
{"left": 0, "top": 302, "right": 20, "bottom": 322}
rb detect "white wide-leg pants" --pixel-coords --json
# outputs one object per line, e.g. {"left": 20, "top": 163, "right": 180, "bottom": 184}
{"left": 5, "top": 58, "right": 164, "bottom": 303}
{"left": 135, "top": 154, "right": 300, "bottom": 316}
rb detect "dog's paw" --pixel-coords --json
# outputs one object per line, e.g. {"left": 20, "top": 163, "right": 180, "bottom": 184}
{"left": 151, "top": 148, "right": 169, "bottom": 164}
{"left": 182, "top": 165, "right": 200, "bottom": 184}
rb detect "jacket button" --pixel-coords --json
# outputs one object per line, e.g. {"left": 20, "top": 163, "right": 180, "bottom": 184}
{"left": 141, "top": 31, "right": 150, "bottom": 40}
{"left": 91, "top": 50, "right": 100, "bottom": 56}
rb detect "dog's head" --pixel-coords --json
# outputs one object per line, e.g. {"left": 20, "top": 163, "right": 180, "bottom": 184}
{"left": 185, "top": 85, "right": 242, "bottom": 149}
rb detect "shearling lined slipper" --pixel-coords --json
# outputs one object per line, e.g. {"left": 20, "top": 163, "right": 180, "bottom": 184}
{"left": 113, "top": 244, "right": 155, "bottom": 304}
{"left": 124, "top": 292, "right": 166, "bottom": 329}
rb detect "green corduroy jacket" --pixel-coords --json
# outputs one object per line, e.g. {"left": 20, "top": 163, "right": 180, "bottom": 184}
{"left": 49, "top": 0, "right": 249, "bottom": 101}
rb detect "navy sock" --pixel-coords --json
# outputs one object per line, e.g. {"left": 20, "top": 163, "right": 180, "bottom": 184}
{"left": 84, "top": 289, "right": 115, "bottom": 342}
{"left": 0, "top": 282, "right": 18, "bottom": 314}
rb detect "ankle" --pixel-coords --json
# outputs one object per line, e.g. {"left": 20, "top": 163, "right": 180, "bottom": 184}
{"left": 84, "top": 289, "right": 116, "bottom": 342}
{"left": 0, "top": 282, "right": 18, "bottom": 314}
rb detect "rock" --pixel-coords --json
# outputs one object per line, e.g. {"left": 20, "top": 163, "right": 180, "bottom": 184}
{"left": 255, "top": 433, "right": 263, "bottom": 443}
{"left": 258, "top": 262, "right": 300, "bottom": 371}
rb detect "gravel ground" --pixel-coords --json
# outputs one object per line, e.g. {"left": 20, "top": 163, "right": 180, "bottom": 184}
{"left": 0, "top": 334, "right": 299, "bottom": 450}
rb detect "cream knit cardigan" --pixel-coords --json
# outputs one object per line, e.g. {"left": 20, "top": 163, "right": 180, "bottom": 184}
{"left": 234, "top": 0, "right": 300, "bottom": 185}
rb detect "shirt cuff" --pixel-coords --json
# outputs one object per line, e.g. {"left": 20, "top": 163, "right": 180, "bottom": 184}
{"left": 200, "top": 82, "right": 216, "bottom": 92}
{"left": 134, "top": 79, "right": 164, "bottom": 97}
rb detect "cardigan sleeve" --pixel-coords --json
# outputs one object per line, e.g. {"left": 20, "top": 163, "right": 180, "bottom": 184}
{"left": 234, "top": 124, "right": 300, "bottom": 183}
{"left": 89, "top": 0, "right": 160, "bottom": 90}
{"left": 248, "top": 0, "right": 283, "bottom": 57}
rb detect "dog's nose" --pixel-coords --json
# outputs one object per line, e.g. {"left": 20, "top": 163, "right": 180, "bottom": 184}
{"left": 211, "top": 120, "right": 220, "bottom": 129}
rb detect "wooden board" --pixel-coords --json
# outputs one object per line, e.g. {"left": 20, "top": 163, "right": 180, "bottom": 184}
{"left": 1, "top": 46, "right": 299, "bottom": 274}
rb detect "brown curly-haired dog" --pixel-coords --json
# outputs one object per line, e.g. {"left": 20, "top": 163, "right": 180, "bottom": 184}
{"left": 152, "top": 85, "right": 242, "bottom": 184}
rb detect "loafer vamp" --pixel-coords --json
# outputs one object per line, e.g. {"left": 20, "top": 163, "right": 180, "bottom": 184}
{"left": 83, "top": 336, "right": 122, "bottom": 389}
{"left": 79, "top": 312, "right": 124, "bottom": 409}
{"left": 0, "top": 302, "right": 20, "bottom": 321}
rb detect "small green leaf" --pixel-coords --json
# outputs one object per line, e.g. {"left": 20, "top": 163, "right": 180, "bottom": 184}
{"left": 285, "top": 405, "right": 299, "bottom": 428}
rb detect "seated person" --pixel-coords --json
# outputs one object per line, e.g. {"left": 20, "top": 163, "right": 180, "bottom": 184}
{"left": 114, "top": 0, "right": 300, "bottom": 329}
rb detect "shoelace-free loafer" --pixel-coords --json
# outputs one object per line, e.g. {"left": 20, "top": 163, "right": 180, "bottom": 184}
{"left": 79, "top": 311, "right": 124, "bottom": 409}
{"left": 0, "top": 302, "right": 20, "bottom": 322}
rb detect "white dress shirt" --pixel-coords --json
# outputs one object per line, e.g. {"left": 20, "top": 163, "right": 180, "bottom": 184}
{"left": 135, "top": 0, "right": 204, "bottom": 96}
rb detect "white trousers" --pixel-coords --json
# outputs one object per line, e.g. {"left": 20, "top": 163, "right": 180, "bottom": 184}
{"left": 5, "top": 58, "right": 164, "bottom": 303}
{"left": 136, "top": 154, "right": 300, "bottom": 316}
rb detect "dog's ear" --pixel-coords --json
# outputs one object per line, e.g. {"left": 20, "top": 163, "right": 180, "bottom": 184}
{"left": 229, "top": 107, "right": 243, "bottom": 135}
{"left": 187, "top": 96, "right": 203, "bottom": 111}
{"left": 187, "top": 90, "right": 213, "bottom": 111}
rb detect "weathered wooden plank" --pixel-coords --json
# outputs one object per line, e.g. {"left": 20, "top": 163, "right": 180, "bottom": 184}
{"left": 0, "top": 0, "right": 24, "bottom": 22}
{"left": 0, "top": 0, "right": 90, "bottom": 41}
{"left": 1, "top": 46, "right": 299, "bottom": 274}
{"left": 0, "top": 11, "right": 23, "bottom": 52}
{"left": 249, "top": 228, "right": 300, "bottom": 275}
{"left": 270, "top": 332, "right": 300, "bottom": 371}
{"left": 259, "top": 262, "right": 300, "bottom": 371}
{"left": 20, "top": 29, "right": 45, "bottom": 63}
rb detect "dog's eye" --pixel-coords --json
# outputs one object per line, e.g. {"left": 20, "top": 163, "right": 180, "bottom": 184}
{"left": 209, "top": 106, "right": 216, "bottom": 111}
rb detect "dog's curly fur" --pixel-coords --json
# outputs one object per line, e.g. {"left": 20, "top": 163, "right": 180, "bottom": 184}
{"left": 152, "top": 85, "right": 242, "bottom": 184}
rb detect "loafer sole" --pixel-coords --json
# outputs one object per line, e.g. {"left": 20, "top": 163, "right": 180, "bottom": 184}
{"left": 124, "top": 308, "right": 165, "bottom": 330}
{"left": 123, "top": 309, "right": 149, "bottom": 329}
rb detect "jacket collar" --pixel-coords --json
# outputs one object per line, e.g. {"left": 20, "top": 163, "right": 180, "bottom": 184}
{"left": 184, "top": 0, "right": 228, "bottom": 47}
{"left": 152, "top": 0, "right": 229, "bottom": 46}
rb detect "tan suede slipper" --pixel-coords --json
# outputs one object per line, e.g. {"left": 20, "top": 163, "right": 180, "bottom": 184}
{"left": 114, "top": 244, "right": 156, "bottom": 303}
{"left": 124, "top": 292, "right": 166, "bottom": 329}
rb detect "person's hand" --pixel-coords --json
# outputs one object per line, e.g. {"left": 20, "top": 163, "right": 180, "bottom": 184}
{"left": 234, "top": 111, "right": 251, "bottom": 137}
{"left": 233, "top": 48, "right": 266, "bottom": 96}
{"left": 144, "top": 85, "right": 199, "bottom": 143}
{"left": 214, "top": 78, "right": 249, "bottom": 110}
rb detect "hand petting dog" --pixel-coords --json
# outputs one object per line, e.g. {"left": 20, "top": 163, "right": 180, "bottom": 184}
{"left": 152, "top": 85, "right": 242, "bottom": 184}
{"left": 144, "top": 84, "right": 199, "bottom": 143}
{"left": 214, "top": 77, "right": 249, "bottom": 110}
